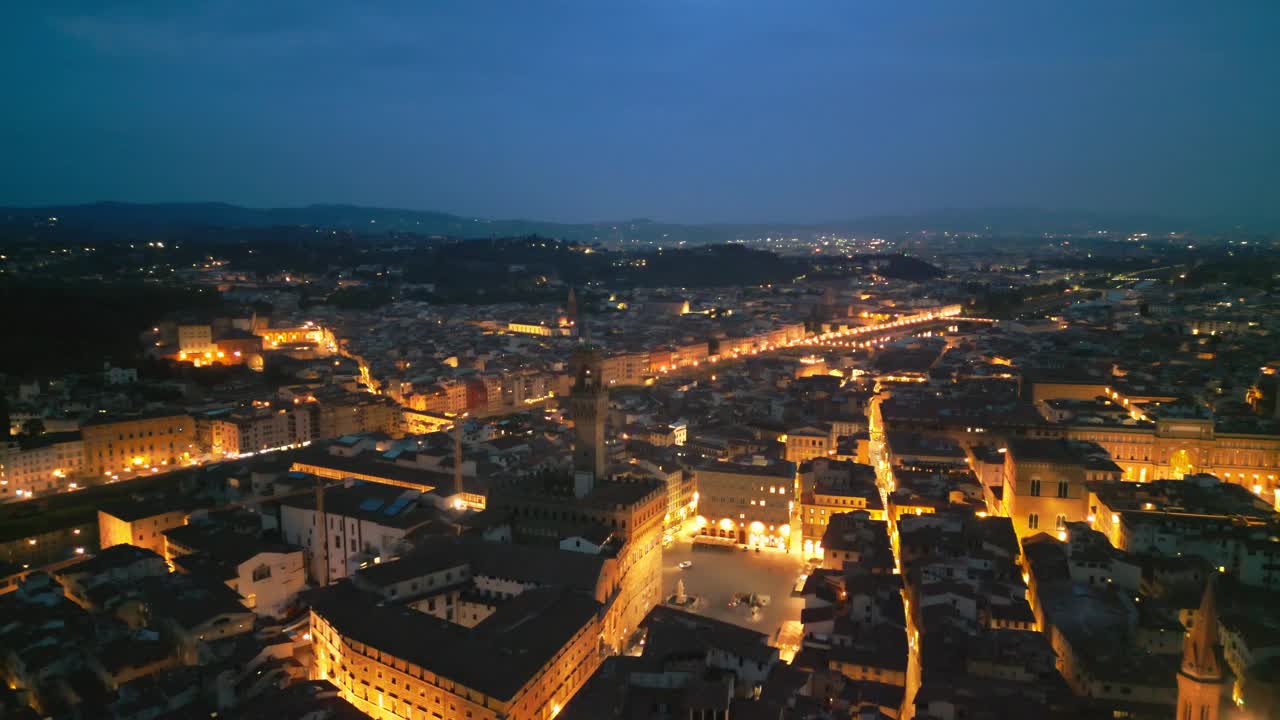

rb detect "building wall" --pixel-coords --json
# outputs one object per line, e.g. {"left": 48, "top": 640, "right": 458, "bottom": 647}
{"left": 696, "top": 465, "right": 794, "bottom": 548}
{"left": 310, "top": 603, "right": 602, "bottom": 720}
{"left": 1064, "top": 425, "right": 1280, "bottom": 490}
{"left": 602, "top": 493, "right": 664, "bottom": 651}
{"left": 599, "top": 351, "right": 650, "bottom": 386}
{"left": 215, "top": 335, "right": 263, "bottom": 359}
{"left": 260, "top": 325, "right": 334, "bottom": 347}
{"left": 645, "top": 467, "right": 691, "bottom": 527}
{"left": 786, "top": 432, "right": 831, "bottom": 465}
{"left": 178, "top": 324, "right": 214, "bottom": 354}
{"left": 829, "top": 658, "right": 906, "bottom": 688}
{"left": 236, "top": 550, "right": 306, "bottom": 618}
{"left": 507, "top": 322, "right": 556, "bottom": 337}
{"left": 1003, "top": 456, "right": 1090, "bottom": 539}
{"left": 98, "top": 509, "right": 189, "bottom": 556}
{"left": 280, "top": 505, "right": 411, "bottom": 585}
{"left": 800, "top": 492, "right": 882, "bottom": 543}
{"left": 454, "top": 597, "right": 497, "bottom": 627}
{"left": 81, "top": 414, "right": 194, "bottom": 477}
{"left": 212, "top": 408, "right": 313, "bottom": 457}
{"left": 443, "top": 382, "right": 469, "bottom": 416}
{"left": 0, "top": 438, "right": 84, "bottom": 500}
{"left": 315, "top": 399, "right": 401, "bottom": 440}
{"left": 403, "top": 409, "right": 454, "bottom": 436}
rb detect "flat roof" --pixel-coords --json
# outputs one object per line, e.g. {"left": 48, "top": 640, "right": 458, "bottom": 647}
{"left": 309, "top": 582, "right": 600, "bottom": 701}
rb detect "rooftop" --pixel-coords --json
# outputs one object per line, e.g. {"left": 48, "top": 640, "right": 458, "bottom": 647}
{"left": 278, "top": 482, "right": 441, "bottom": 530}
{"left": 1006, "top": 438, "right": 1119, "bottom": 471}
{"left": 308, "top": 582, "right": 601, "bottom": 701}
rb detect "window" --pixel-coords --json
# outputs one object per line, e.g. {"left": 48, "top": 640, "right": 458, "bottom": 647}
{"left": 1056, "top": 514, "right": 1067, "bottom": 530}
{"left": 1029, "top": 479, "right": 1041, "bottom": 497}
{"left": 1057, "top": 480, "right": 1069, "bottom": 498}
{"left": 1028, "top": 513, "right": 1039, "bottom": 529}
{"left": 252, "top": 563, "right": 272, "bottom": 581}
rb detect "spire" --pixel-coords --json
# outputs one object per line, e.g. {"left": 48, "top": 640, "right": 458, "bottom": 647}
{"left": 1182, "top": 577, "right": 1222, "bottom": 680}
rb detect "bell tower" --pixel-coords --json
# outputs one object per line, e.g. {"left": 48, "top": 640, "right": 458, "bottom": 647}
{"left": 1177, "top": 578, "right": 1225, "bottom": 720}
{"left": 570, "top": 344, "right": 607, "bottom": 496}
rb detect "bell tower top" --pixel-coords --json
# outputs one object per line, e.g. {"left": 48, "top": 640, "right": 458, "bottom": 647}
{"left": 1182, "top": 578, "right": 1222, "bottom": 681}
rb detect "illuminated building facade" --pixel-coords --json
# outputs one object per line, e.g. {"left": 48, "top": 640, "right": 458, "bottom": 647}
{"left": 310, "top": 583, "right": 602, "bottom": 720}
{"left": 1063, "top": 413, "right": 1280, "bottom": 494}
{"left": 307, "top": 535, "right": 617, "bottom": 718}
{"left": 208, "top": 405, "right": 313, "bottom": 457}
{"left": 784, "top": 427, "right": 831, "bottom": 464}
{"left": 313, "top": 392, "right": 403, "bottom": 439}
{"left": 0, "top": 431, "right": 83, "bottom": 501}
{"left": 98, "top": 499, "right": 196, "bottom": 556}
{"left": 177, "top": 323, "right": 215, "bottom": 355}
{"left": 81, "top": 410, "right": 194, "bottom": 478}
{"left": 258, "top": 323, "right": 337, "bottom": 350}
{"left": 1030, "top": 381, "right": 1280, "bottom": 498}
{"left": 693, "top": 458, "right": 796, "bottom": 549}
{"left": 507, "top": 320, "right": 570, "bottom": 337}
{"left": 280, "top": 482, "right": 443, "bottom": 585}
{"left": 1003, "top": 438, "right": 1122, "bottom": 539}
{"left": 798, "top": 459, "right": 883, "bottom": 548}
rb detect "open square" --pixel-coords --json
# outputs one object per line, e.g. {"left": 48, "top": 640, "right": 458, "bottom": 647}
{"left": 660, "top": 530, "right": 807, "bottom": 650}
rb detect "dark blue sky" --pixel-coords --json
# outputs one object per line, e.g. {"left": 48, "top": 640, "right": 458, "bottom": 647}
{"left": 3, "top": 2, "right": 1277, "bottom": 223}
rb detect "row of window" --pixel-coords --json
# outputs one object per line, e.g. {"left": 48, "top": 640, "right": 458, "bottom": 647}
{"left": 1027, "top": 479, "right": 1070, "bottom": 498}
{"left": 1026, "top": 513, "right": 1068, "bottom": 530}
{"left": 106, "top": 426, "right": 185, "bottom": 440}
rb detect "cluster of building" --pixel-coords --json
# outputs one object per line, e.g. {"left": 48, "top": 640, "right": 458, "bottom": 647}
{"left": 7, "top": 237, "right": 1280, "bottom": 719}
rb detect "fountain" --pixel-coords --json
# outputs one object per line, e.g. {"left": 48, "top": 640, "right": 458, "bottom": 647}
{"left": 666, "top": 577, "right": 698, "bottom": 609}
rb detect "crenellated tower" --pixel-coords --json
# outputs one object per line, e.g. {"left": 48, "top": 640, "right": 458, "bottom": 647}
{"left": 570, "top": 343, "right": 607, "bottom": 496}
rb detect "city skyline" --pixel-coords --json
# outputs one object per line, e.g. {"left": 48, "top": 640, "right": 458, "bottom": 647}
{"left": 4, "top": 4, "right": 1280, "bottom": 719}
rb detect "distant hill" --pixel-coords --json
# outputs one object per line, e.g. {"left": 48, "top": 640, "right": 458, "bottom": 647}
{"left": 1, "top": 202, "right": 1270, "bottom": 241}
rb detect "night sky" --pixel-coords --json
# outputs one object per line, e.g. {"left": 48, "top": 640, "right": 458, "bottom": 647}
{"left": 3, "top": 2, "right": 1277, "bottom": 223}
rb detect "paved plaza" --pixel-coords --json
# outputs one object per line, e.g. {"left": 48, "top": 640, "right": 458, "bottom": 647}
{"left": 660, "top": 530, "right": 807, "bottom": 647}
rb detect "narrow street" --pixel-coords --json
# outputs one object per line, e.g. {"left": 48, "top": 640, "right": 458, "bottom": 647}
{"left": 867, "top": 413, "right": 920, "bottom": 720}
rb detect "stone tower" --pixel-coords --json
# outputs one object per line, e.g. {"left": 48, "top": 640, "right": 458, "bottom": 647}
{"left": 1178, "top": 578, "right": 1225, "bottom": 720}
{"left": 570, "top": 344, "right": 607, "bottom": 496}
